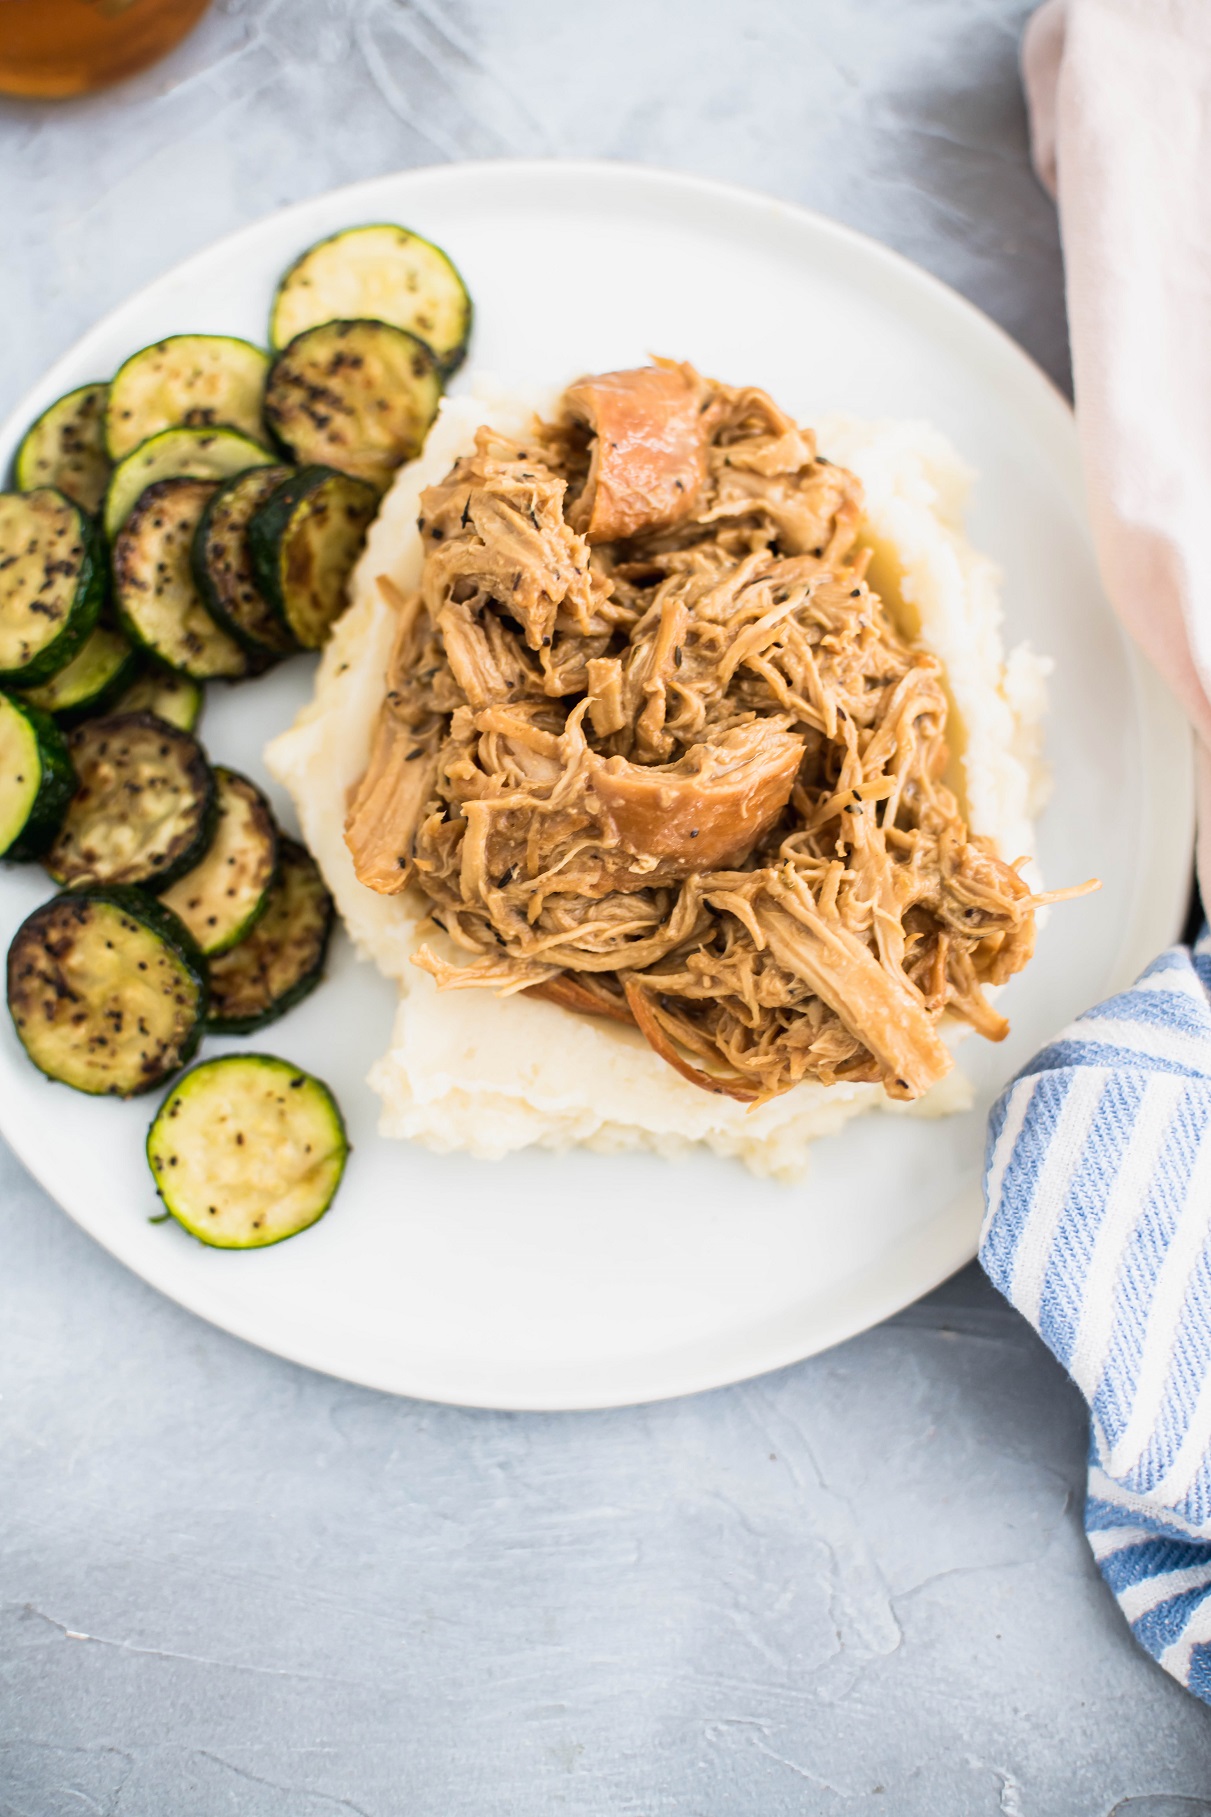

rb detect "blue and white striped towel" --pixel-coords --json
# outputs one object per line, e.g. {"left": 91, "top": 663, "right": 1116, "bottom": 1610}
{"left": 982, "top": 927, "right": 1211, "bottom": 1703}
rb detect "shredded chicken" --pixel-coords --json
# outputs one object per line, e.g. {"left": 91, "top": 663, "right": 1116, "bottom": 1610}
{"left": 346, "top": 362, "right": 1091, "bottom": 1104}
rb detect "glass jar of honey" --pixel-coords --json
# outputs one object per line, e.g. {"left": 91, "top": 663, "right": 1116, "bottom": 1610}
{"left": 0, "top": 0, "right": 211, "bottom": 99}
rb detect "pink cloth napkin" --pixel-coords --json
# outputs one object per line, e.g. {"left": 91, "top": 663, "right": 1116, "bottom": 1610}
{"left": 1023, "top": 0, "right": 1211, "bottom": 905}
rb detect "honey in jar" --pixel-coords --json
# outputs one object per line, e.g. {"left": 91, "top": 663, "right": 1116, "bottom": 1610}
{"left": 0, "top": 0, "right": 211, "bottom": 99}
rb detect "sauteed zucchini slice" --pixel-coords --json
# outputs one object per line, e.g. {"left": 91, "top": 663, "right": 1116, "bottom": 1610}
{"left": 13, "top": 383, "right": 112, "bottom": 516}
{"left": 20, "top": 623, "right": 139, "bottom": 722}
{"left": 192, "top": 464, "right": 298, "bottom": 656}
{"left": 106, "top": 335, "right": 271, "bottom": 462}
{"left": 111, "top": 663, "right": 203, "bottom": 733}
{"left": 7, "top": 887, "right": 206, "bottom": 1096}
{"left": 103, "top": 424, "right": 275, "bottom": 540}
{"left": 270, "top": 222, "right": 471, "bottom": 373}
{"left": 263, "top": 320, "right": 442, "bottom": 490}
{"left": 47, "top": 711, "right": 216, "bottom": 890}
{"left": 207, "top": 837, "right": 333, "bottom": 1033}
{"left": 0, "top": 489, "right": 104, "bottom": 686}
{"left": 0, "top": 692, "right": 76, "bottom": 860}
{"left": 147, "top": 1053, "right": 347, "bottom": 1248}
{"left": 158, "top": 766, "right": 277, "bottom": 956}
{"left": 114, "top": 477, "right": 251, "bottom": 680}
{"left": 248, "top": 465, "right": 377, "bottom": 649}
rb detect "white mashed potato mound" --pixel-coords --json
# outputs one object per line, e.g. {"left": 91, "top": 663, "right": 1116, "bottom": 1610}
{"left": 266, "top": 374, "right": 1048, "bottom": 1181}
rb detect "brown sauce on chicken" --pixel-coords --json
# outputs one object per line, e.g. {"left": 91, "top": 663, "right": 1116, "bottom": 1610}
{"left": 346, "top": 360, "right": 1081, "bottom": 1105}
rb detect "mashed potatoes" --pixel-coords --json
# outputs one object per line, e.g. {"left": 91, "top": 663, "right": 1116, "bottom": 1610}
{"left": 266, "top": 375, "right": 1048, "bottom": 1180}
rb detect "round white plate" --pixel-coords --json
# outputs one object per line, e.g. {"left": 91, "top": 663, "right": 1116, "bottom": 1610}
{"left": 0, "top": 162, "right": 1192, "bottom": 1410}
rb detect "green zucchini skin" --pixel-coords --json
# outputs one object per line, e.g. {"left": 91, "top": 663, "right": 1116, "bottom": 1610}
{"left": 0, "top": 691, "right": 77, "bottom": 860}
{"left": 111, "top": 663, "right": 204, "bottom": 734}
{"left": 7, "top": 885, "right": 207, "bottom": 1097}
{"left": 19, "top": 622, "right": 140, "bottom": 723}
{"left": 13, "top": 383, "right": 112, "bottom": 516}
{"left": 269, "top": 222, "right": 472, "bottom": 373}
{"left": 103, "top": 425, "right": 276, "bottom": 542}
{"left": 146, "top": 1053, "right": 348, "bottom": 1248}
{"left": 0, "top": 489, "right": 105, "bottom": 687}
{"left": 158, "top": 766, "right": 278, "bottom": 956}
{"left": 263, "top": 319, "right": 442, "bottom": 490}
{"left": 106, "top": 334, "right": 271, "bottom": 463}
{"left": 192, "top": 464, "right": 298, "bottom": 656}
{"left": 247, "top": 465, "right": 377, "bottom": 650}
{"left": 206, "top": 836, "right": 334, "bottom": 1034}
{"left": 47, "top": 711, "right": 217, "bottom": 891}
{"left": 113, "top": 477, "right": 253, "bottom": 681}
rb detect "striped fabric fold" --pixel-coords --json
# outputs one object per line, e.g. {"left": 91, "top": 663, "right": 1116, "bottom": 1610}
{"left": 981, "top": 928, "right": 1211, "bottom": 1704}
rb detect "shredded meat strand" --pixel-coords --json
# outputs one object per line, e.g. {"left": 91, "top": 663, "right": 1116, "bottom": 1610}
{"left": 346, "top": 362, "right": 1095, "bottom": 1104}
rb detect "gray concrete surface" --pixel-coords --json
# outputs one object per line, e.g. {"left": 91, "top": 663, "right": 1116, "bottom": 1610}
{"left": 2, "top": 2, "right": 1209, "bottom": 1811}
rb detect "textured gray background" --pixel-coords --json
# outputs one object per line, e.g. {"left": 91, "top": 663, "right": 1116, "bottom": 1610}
{"left": 3, "top": 2, "right": 1210, "bottom": 1812}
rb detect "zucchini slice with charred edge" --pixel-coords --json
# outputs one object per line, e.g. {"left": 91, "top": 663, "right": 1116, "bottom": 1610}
{"left": 20, "top": 623, "right": 139, "bottom": 722}
{"left": 47, "top": 711, "right": 216, "bottom": 890}
{"left": 0, "top": 692, "right": 76, "bottom": 859}
{"left": 0, "top": 489, "right": 104, "bottom": 686}
{"left": 146, "top": 1053, "right": 347, "bottom": 1248}
{"left": 270, "top": 223, "right": 471, "bottom": 373}
{"left": 263, "top": 320, "right": 442, "bottom": 490}
{"left": 193, "top": 464, "right": 298, "bottom": 655}
{"left": 114, "top": 478, "right": 252, "bottom": 681}
{"left": 206, "top": 837, "right": 334, "bottom": 1033}
{"left": 111, "top": 664, "right": 203, "bottom": 733}
{"left": 248, "top": 465, "right": 377, "bottom": 649}
{"left": 103, "top": 425, "right": 275, "bottom": 541}
{"left": 14, "top": 383, "right": 112, "bottom": 516}
{"left": 159, "top": 766, "right": 277, "bottom": 955}
{"left": 7, "top": 886, "right": 207, "bottom": 1097}
{"left": 106, "top": 335, "right": 271, "bottom": 463}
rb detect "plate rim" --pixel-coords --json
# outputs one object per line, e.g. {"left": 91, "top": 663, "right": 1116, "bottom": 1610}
{"left": 0, "top": 159, "right": 1194, "bottom": 1409}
